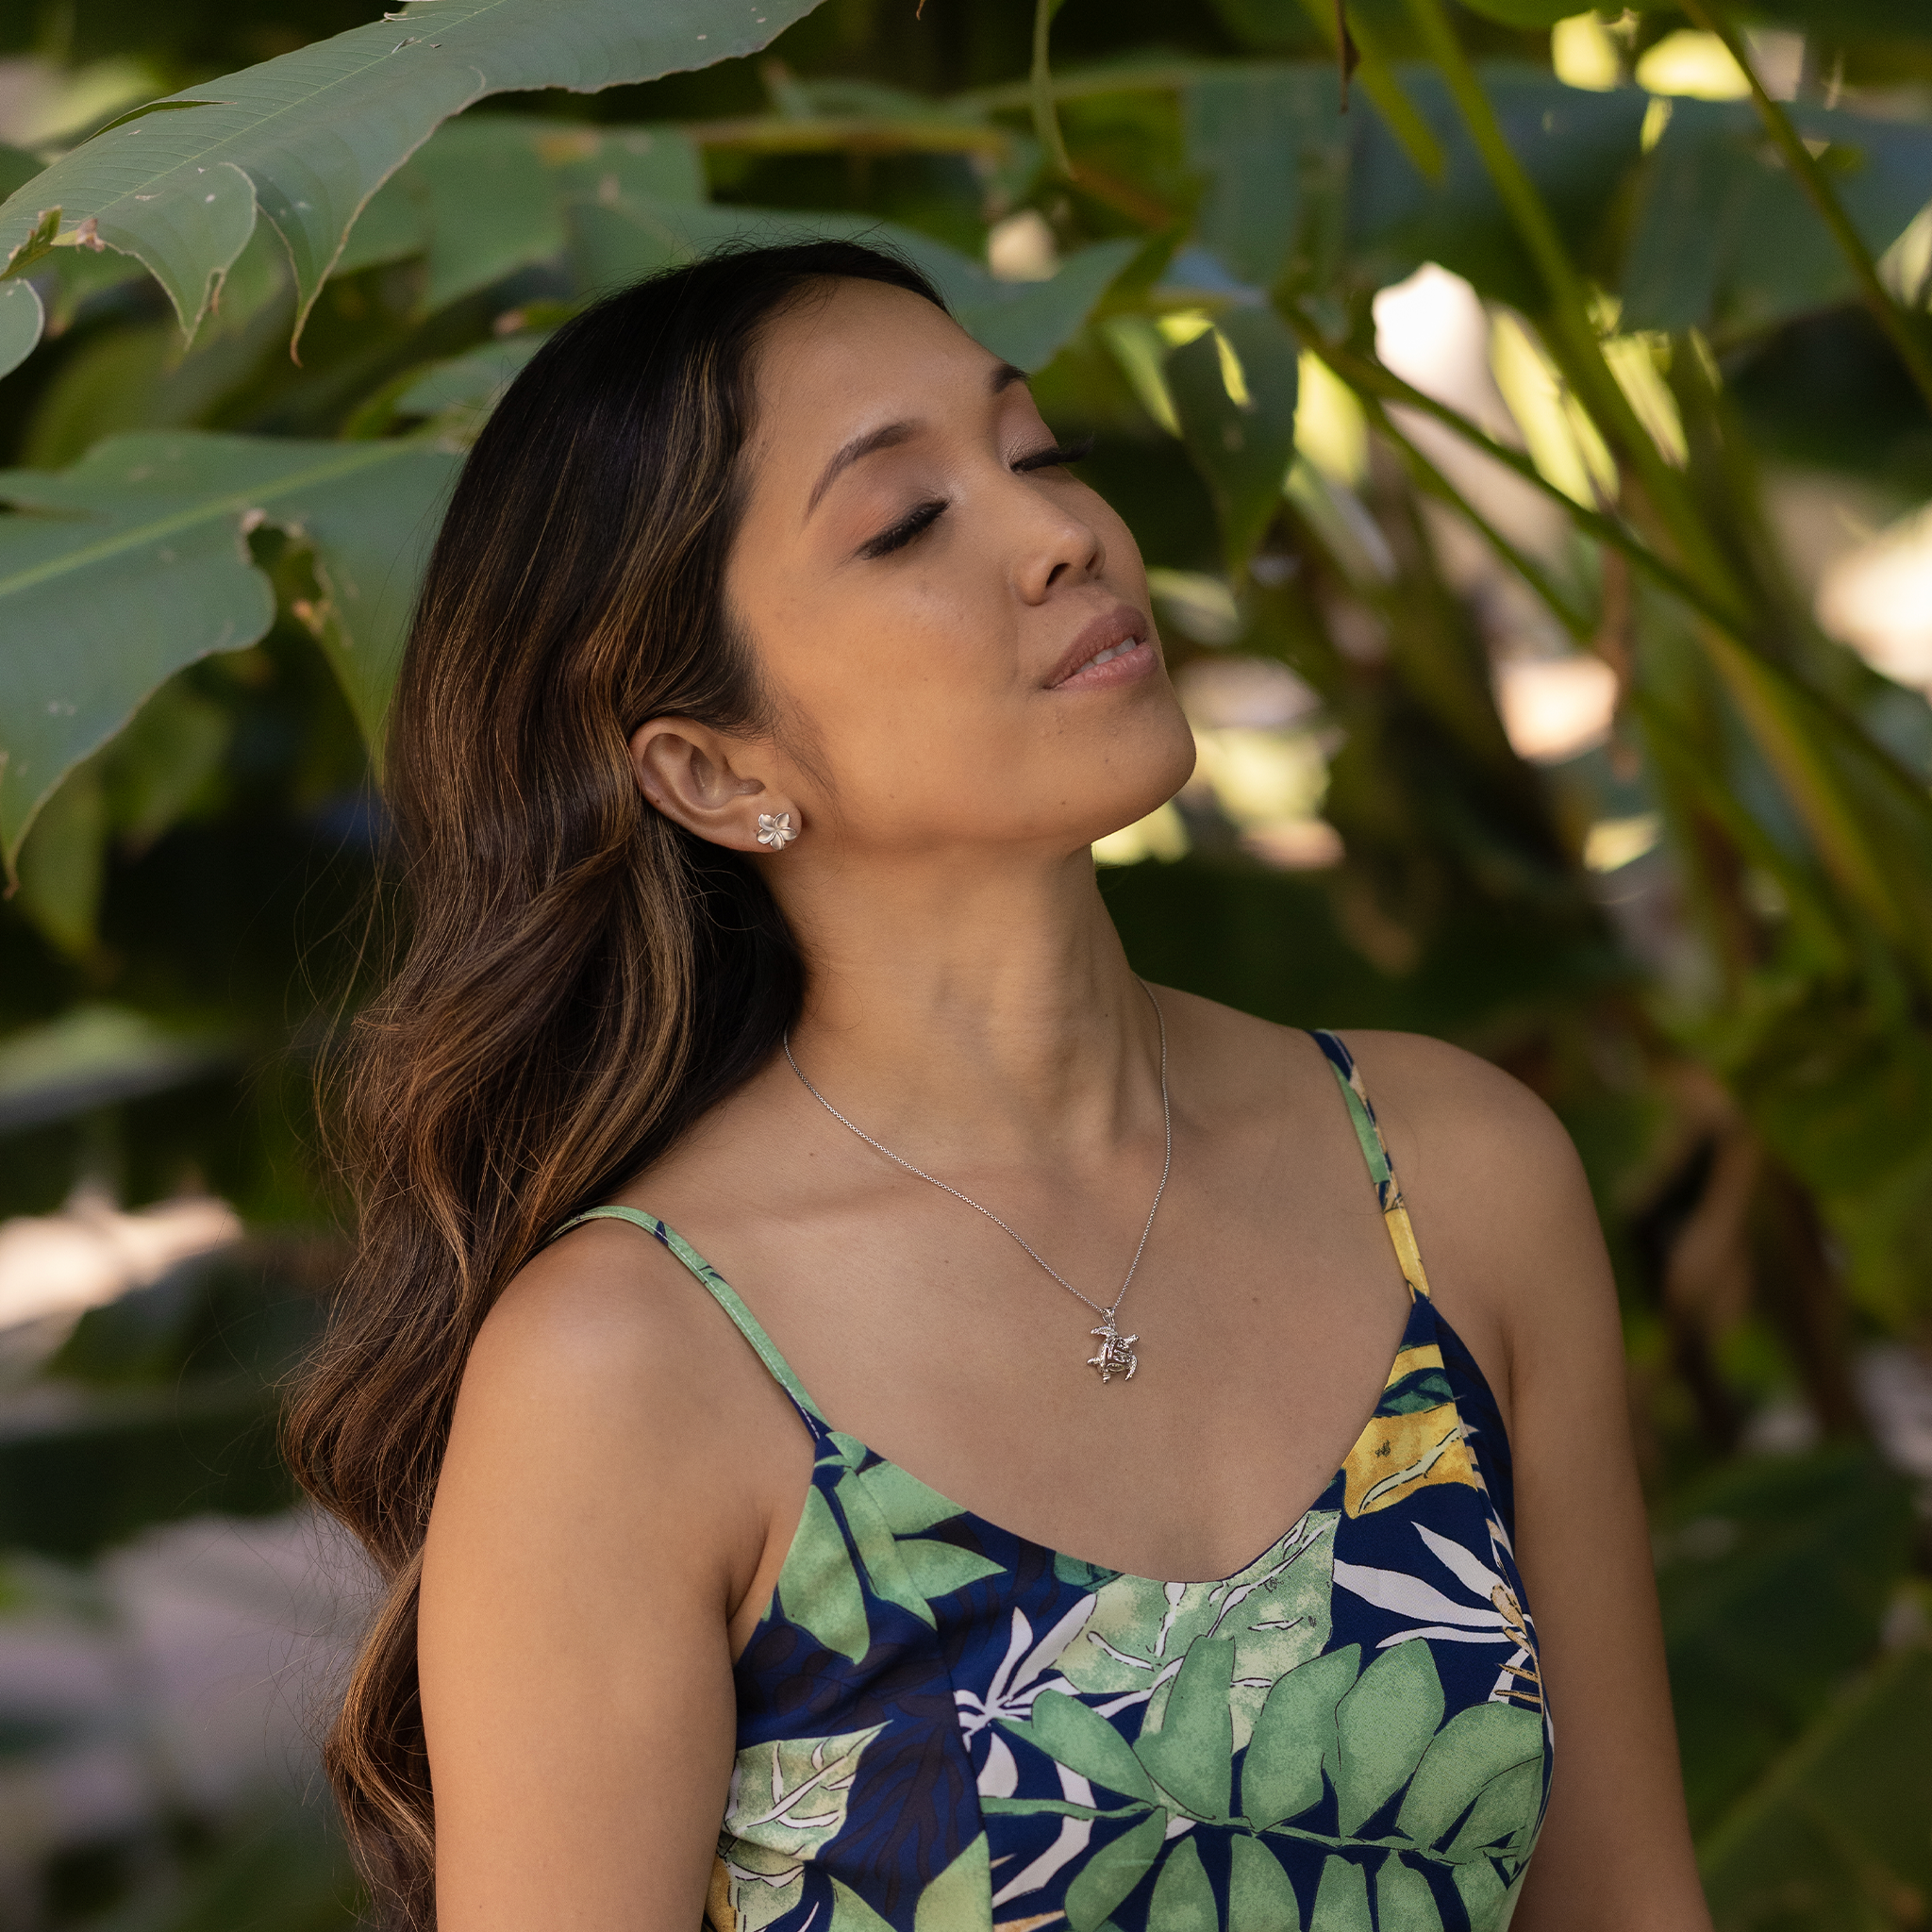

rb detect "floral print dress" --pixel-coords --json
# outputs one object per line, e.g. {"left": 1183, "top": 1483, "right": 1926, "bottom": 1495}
{"left": 557, "top": 1031, "right": 1549, "bottom": 1930}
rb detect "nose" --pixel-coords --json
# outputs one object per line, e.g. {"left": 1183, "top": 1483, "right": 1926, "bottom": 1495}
{"left": 1009, "top": 477, "right": 1106, "bottom": 604}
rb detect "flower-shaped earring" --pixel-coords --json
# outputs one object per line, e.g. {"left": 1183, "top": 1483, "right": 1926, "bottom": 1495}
{"left": 756, "top": 811, "right": 798, "bottom": 850}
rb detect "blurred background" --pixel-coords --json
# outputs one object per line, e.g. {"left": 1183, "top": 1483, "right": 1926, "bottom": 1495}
{"left": 1, "top": 0, "right": 1931, "bottom": 1924}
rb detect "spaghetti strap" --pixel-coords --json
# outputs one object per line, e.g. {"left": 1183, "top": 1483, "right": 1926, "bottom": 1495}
{"left": 547, "top": 1206, "right": 827, "bottom": 1424}
{"left": 1308, "top": 1029, "right": 1435, "bottom": 1301}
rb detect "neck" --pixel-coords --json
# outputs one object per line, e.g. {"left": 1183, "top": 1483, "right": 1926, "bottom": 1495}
{"left": 770, "top": 846, "right": 1161, "bottom": 1167}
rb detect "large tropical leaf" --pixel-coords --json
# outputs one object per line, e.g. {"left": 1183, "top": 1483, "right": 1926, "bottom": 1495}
{"left": 0, "top": 0, "right": 826, "bottom": 352}
{"left": 1699, "top": 1641, "right": 1932, "bottom": 1932}
{"left": 1655, "top": 1446, "right": 1913, "bottom": 1832}
{"left": 0, "top": 431, "right": 459, "bottom": 871}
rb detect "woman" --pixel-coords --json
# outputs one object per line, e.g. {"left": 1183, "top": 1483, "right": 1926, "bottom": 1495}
{"left": 289, "top": 241, "right": 1710, "bottom": 1931}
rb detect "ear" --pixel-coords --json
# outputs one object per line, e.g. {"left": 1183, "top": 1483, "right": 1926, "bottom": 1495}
{"left": 628, "top": 718, "right": 800, "bottom": 854}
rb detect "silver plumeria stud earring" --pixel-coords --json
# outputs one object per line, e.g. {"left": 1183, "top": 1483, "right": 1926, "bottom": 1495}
{"left": 756, "top": 811, "right": 798, "bottom": 850}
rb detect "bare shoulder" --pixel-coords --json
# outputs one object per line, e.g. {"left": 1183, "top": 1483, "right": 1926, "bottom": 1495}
{"left": 1334, "top": 1028, "right": 1577, "bottom": 1177}
{"left": 1328, "top": 1029, "right": 1613, "bottom": 1398}
{"left": 426, "top": 1215, "right": 802, "bottom": 1626}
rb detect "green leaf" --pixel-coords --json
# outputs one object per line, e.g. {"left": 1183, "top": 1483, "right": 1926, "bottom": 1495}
{"left": 1698, "top": 1642, "right": 1932, "bottom": 1930}
{"left": 0, "top": 1005, "right": 237, "bottom": 1135}
{"left": 1376, "top": 1853, "right": 1444, "bottom": 1931}
{"left": 1005, "top": 1689, "right": 1158, "bottom": 1803}
{"left": 1243, "top": 1644, "right": 1359, "bottom": 1828}
{"left": 1347, "top": 67, "right": 1646, "bottom": 315}
{"left": 408, "top": 115, "right": 569, "bottom": 312}
{"left": 0, "top": 427, "right": 458, "bottom": 847}
{"left": 1063, "top": 1808, "right": 1170, "bottom": 1932}
{"left": 1445, "top": 1760, "right": 1542, "bottom": 1865}
{"left": 391, "top": 335, "right": 548, "bottom": 424}
{"left": 0, "top": 275, "right": 42, "bottom": 380}
{"left": 782, "top": 1483, "right": 873, "bottom": 1665}
{"left": 722, "top": 1724, "right": 885, "bottom": 1864}
{"left": 1450, "top": 1856, "right": 1509, "bottom": 1925}
{"left": 1454, "top": 0, "right": 1574, "bottom": 23}
{"left": 561, "top": 194, "right": 1135, "bottom": 372}
{"left": 1164, "top": 306, "right": 1299, "bottom": 575}
{"left": 101, "top": 675, "right": 232, "bottom": 849}
{"left": 1055, "top": 1551, "right": 1123, "bottom": 1591}
{"left": 328, "top": 169, "right": 427, "bottom": 278}
{"left": 0, "top": 434, "right": 411, "bottom": 857}
{"left": 1184, "top": 67, "right": 1350, "bottom": 293}
{"left": 1395, "top": 1700, "right": 1544, "bottom": 1848}
{"left": 1059, "top": 1517, "right": 1337, "bottom": 1752}
{"left": 14, "top": 758, "right": 108, "bottom": 958}
{"left": 914, "top": 1834, "right": 992, "bottom": 1932}
{"left": 1656, "top": 1447, "right": 1912, "bottom": 1831}
{"left": 1312, "top": 1854, "right": 1374, "bottom": 1932}
{"left": 1622, "top": 100, "right": 1932, "bottom": 338}
{"left": 856, "top": 1458, "right": 963, "bottom": 1537}
{"left": 0, "top": 0, "right": 824, "bottom": 358}
{"left": 1147, "top": 1834, "right": 1217, "bottom": 1931}
{"left": 828, "top": 1878, "right": 897, "bottom": 1932}
{"left": 1332, "top": 1640, "right": 1444, "bottom": 1837}
{"left": 1135, "top": 1637, "right": 1236, "bottom": 1820}
{"left": 894, "top": 1537, "right": 1007, "bottom": 1601}
{"left": 833, "top": 1472, "right": 937, "bottom": 1629}
{"left": 1227, "top": 1833, "right": 1304, "bottom": 1931}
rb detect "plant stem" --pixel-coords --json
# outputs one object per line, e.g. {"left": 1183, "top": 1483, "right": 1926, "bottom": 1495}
{"left": 1283, "top": 307, "right": 1738, "bottom": 631}
{"left": 1678, "top": 0, "right": 1932, "bottom": 416}
{"left": 1291, "top": 0, "right": 1446, "bottom": 182}
{"left": 1359, "top": 392, "right": 1593, "bottom": 641}
{"left": 1395, "top": 0, "right": 1740, "bottom": 612}
{"left": 1030, "top": 0, "right": 1073, "bottom": 178}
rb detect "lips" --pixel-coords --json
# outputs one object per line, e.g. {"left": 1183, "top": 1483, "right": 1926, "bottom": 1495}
{"left": 1045, "top": 603, "right": 1154, "bottom": 690}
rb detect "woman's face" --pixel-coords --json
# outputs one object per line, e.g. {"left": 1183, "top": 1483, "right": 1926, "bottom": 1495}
{"left": 717, "top": 276, "right": 1195, "bottom": 859}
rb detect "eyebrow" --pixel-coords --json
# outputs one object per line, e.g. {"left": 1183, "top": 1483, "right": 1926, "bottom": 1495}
{"left": 804, "top": 360, "right": 1029, "bottom": 521}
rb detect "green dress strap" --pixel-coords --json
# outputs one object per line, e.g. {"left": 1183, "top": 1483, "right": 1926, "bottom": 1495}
{"left": 1308, "top": 1028, "right": 1435, "bottom": 1301}
{"left": 548, "top": 1206, "right": 828, "bottom": 1424}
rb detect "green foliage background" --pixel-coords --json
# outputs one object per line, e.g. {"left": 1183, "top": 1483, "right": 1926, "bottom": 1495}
{"left": 0, "top": 0, "right": 1930, "bottom": 1924}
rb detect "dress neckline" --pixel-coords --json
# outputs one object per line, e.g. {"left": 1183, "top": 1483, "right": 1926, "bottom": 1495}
{"left": 553, "top": 1204, "right": 1491, "bottom": 1594}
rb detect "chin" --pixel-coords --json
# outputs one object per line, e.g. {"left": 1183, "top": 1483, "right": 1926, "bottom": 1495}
{"left": 1081, "top": 723, "right": 1197, "bottom": 847}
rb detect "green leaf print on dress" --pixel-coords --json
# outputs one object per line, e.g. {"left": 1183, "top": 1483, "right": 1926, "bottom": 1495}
{"left": 717, "top": 1724, "right": 885, "bottom": 1931}
{"left": 1056, "top": 1510, "right": 1338, "bottom": 1749}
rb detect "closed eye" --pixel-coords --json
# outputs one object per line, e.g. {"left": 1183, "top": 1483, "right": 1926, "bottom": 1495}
{"left": 859, "top": 497, "right": 946, "bottom": 559}
{"left": 1013, "top": 434, "right": 1095, "bottom": 473}
{"left": 858, "top": 436, "right": 1094, "bottom": 560}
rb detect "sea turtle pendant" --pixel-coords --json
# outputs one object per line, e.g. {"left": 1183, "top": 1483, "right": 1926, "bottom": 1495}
{"left": 1087, "top": 1313, "right": 1139, "bottom": 1384}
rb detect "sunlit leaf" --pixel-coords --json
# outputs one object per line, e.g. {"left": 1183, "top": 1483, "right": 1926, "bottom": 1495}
{"left": 1166, "top": 305, "right": 1300, "bottom": 573}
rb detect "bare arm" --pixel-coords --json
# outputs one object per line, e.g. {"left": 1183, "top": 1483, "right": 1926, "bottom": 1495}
{"left": 418, "top": 1222, "right": 804, "bottom": 1929}
{"left": 1349, "top": 1032, "right": 1711, "bottom": 1931}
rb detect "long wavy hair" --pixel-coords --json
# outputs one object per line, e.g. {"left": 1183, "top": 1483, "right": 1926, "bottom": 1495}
{"left": 283, "top": 241, "right": 946, "bottom": 1929}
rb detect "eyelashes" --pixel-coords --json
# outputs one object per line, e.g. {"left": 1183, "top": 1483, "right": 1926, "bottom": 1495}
{"left": 1013, "top": 434, "right": 1095, "bottom": 473}
{"left": 858, "top": 434, "right": 1096, "bottom": 559}
{"left": 860, "top": 497, "right": 947, "bottom": 559}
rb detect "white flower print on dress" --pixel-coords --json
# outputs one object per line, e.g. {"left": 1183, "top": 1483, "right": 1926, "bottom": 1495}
{"left": 1333, "top": 1518, "right": 1541, "bottom": 1708}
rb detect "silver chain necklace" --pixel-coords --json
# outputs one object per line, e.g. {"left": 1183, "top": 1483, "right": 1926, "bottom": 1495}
{"left": 782, "top": 982, "right": 1171, "bottom": 1384}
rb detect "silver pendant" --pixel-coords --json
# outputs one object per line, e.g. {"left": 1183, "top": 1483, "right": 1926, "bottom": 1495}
{"left": 1088, "top": 1314, "right": 1139, "bottom": 1384}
